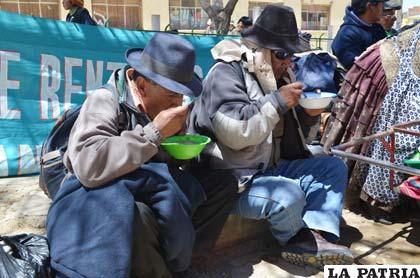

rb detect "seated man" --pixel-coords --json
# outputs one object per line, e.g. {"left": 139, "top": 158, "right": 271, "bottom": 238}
{"left": 189, "top": 5, "right": 353, "bottom": 268}
{"left": 332, "top": 0, "right": 387, "bottom": 69}
{"left": 47, "top": 33, "right": 237, "bottom": 278}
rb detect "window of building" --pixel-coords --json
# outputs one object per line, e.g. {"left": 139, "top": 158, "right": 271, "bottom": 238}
{"left": 0, "top": 0, "right": 60, "bottom": 19}
{"left": 169, "top": 0, "right": 216, "bottom": 30}
{"left": 302, "top": 5, "right": 330, "bottom": 30}
{"left": 248, "top": 1, "right": 274, "bottom": 21}
{"left": 92, "top": 0, "right": 142, "bottom": 30}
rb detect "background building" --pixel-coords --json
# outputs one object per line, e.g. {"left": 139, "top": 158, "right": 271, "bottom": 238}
{"left": 0, "top": 0, "right": 408, "bottom": 49}
{"left": 402, "top": 5, "right": 420, "bottom": 26}
{"left": 0, "top": 0, "right": 349, "bottom": 34}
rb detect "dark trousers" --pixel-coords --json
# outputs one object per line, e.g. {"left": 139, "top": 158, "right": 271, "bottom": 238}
{"left": 191, "top": 167, "right": 238, "bottom": 255}
{"left": 47, "top": 163, "right": 204, "bottom": 278}
{"left": 131, "top": 167, "right": 238, "bottom": 277}
{"left": 48, "top": 163, "right": 237, "bottom": 278}
{"left": 131, "top": 202, "right": 172, "bottom": 278}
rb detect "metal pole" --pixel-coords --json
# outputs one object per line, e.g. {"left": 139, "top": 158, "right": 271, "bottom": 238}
{"left": 332, "top": 130, "right": 394, "bottom": 151}
{"left": 396, "top": 0, "right": 404, "bottom": 29}
{"left": 331, "top": 149, "right": 420, "bottom": 177}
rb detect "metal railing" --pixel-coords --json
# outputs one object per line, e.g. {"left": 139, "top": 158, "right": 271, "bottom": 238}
{"left": 160, "top": 26, "right": 335, "bottom": 51}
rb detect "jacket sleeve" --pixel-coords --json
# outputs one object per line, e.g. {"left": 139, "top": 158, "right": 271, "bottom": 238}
{"left": 332, "top": 27, "right": 365, "bottom": 69}
{"left": 206, "top": 62, "right": 289, "bottom": 150}
{"left": 64, "top": 89, "right": 160, "bottom": 188}
{"left": 81, "top": 9, "right": 97, "bottom": 25}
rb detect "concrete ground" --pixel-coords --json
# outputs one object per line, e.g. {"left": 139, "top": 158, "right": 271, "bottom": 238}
{"left": 1, "top": 176, "right": 419, "bottom": 277}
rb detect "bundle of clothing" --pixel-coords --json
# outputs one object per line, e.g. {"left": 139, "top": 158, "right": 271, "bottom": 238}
{"left": 322, "top": 24, "right": 420, "bottom": 216}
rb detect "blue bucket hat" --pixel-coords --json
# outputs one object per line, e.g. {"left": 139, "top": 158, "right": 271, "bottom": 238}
{"left": 125, "top": 33, "right": 202, "bottom": 98}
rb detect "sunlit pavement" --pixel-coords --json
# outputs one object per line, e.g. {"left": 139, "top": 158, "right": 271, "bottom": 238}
{"left": 1, "top": 176, "right": 419, "bottom": 277}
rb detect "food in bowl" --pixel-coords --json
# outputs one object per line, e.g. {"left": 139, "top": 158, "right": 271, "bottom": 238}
{"left": 161, "top": 134, "right": 211, "bottom": 160}
{"left": 299, "top": 92, "right": 336, "bottom": 110}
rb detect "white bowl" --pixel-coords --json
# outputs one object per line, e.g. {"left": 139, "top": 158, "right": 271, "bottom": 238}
{"left": 299, "top": 92, "right": 336, "bottom": 109}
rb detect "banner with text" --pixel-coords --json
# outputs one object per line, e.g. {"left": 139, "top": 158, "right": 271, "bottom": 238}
{"left": 0, "top": 10, "right": 231, "bottom": 177}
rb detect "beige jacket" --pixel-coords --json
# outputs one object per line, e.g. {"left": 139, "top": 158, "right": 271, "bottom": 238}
{"left": 64, "top": 71, "right": 162, "bottom": 188}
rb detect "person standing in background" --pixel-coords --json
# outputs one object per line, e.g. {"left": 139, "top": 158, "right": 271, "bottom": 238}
{"left": 332, "top": 0, "right": 387, "bottom": 69}
{"left": 379, "top": 2, "right": 402, "bottom": 37}
{"left": 62, "top": 0, "right": 97, "bottom": 25}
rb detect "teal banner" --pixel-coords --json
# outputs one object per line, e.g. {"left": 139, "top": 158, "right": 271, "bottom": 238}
{"left": 0, "top": 10, "right": 231, "bottom": 177}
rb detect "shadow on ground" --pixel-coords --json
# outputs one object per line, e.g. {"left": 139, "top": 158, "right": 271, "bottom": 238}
{"left": 191, "top": 235, "right": 322, "bottom": 278}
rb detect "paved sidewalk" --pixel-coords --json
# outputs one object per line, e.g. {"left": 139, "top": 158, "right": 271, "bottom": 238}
{"left": 1, "top": 175, "right": 419, "bottom": 277}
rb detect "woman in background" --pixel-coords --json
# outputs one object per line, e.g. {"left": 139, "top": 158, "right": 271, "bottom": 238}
{"left": 62, "top": 0, "right": 97, "bottom": 26}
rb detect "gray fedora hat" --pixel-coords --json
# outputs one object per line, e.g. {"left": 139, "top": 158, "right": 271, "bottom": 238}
{"left": 241, "top": 4, "right": 310, "bottom": 53}
{"left": 125, "top": 33, "right": 202, "bottom": 98}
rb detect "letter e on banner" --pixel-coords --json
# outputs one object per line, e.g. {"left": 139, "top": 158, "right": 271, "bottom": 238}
{"left": 40, "top": 54, "right": 61, "bottom": 119}
{"left": 0, "top": 50, "right": 21, "bottom": 119}
{"left": 64, "top": 57, "right": 82, "bottom": 111}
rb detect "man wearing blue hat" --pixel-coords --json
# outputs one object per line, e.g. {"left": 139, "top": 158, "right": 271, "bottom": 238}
{"left": 46, "top": 33, "right": 237, "bottom": 278}
{"left": 333, "top": 0, "right": 388, "bottom": 69}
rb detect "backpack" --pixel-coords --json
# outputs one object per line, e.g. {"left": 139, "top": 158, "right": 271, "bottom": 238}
{"left": 39, "top": 70, "right": 140, "bottom": 199}
{"left": 292, "top": 52, "right": 344, "bottom": 94}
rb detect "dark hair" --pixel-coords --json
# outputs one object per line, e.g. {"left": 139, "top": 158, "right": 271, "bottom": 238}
{"left": 131, "top": 70, "right": 158, "bottom": 86}
{"left": 131, "top": 69, "right": 142, "bottom": 81}
{"left": 238, "top": 16, "right": 252, "bottom": 27}
{"left": 351, "top": 0, "right": 381, "bottom": 16}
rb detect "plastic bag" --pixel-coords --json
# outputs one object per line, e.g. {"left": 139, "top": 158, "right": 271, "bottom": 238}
{"left": 0, "top": 234, "right": 50, "bottom": 278}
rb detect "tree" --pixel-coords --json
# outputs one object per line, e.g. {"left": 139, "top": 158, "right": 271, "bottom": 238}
{"left": 200, "top": 0, "right": 239, "bottom": 35}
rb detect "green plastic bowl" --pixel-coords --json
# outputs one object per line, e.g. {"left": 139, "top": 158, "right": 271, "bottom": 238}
{"left": 404, "top": 159, "right": 420, "bottom": 169}
{"left": 161, "top": 134, "right": 211, "bottom": 160}
{"left": 404, "top": 150, "right": 420, "bottom": 169}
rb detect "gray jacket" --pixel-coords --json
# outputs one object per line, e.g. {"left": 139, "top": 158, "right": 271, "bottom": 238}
{"left": 64, "top": 71, "right": 162, "bottom": 188}
{"left": 188, "top": 61, "right": 319, "bottom": 189}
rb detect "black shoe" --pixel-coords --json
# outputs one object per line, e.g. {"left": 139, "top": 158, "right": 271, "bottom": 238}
{"left": 281, "top": 229, "right": 353, "bottom": 269}
{"left": 362, "top": 202, "right": 394, "bottom": 225}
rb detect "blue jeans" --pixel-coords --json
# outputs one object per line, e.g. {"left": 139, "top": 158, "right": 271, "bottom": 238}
{"left": 231, "top": 156, "right": 347, "bottom": 245}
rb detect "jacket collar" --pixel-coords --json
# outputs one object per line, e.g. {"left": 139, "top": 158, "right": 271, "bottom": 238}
{"left": 211, "top": 39, "right": 277, "bottom": 93}
{"left": 105, "top": 69, "right": 136, "bottom": 110}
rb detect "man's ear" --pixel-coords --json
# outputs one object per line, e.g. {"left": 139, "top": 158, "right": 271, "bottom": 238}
{"left": 126, "top": 67, "right": 135, "bottom": 80}
{"left": 136, "top": 76, "right": 147, "bottom": 97}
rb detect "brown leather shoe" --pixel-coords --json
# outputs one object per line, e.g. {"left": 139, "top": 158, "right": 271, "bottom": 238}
{"left": 281, "top": 229, "right": 353, "bottom": 268}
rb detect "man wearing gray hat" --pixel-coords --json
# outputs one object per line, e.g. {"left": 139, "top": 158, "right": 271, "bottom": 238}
{"left": 189, "top": 4, "right": 353, "bottom": 268}
{"left": 379, "top": 2, "right": 402, "bottom": 37}
{"left": 46, "top": 33, "right": 238, "bottom": 278}
{"left": 333, "top": 0, "right": 388, "bottom": 69}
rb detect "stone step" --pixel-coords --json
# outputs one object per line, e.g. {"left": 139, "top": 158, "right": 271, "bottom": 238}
{"left": 214, "top": 216, "right": 269, "bottom": 250}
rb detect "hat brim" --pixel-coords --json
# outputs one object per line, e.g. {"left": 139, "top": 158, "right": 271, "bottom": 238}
{"left": 125, "top": 48, "right": 202, "bottom": 98}
{"left": 384, "top": 2, "right": 401, "bottom": 10}
{"left": 241, "top": 24, "right": 310, "bottom": 53}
